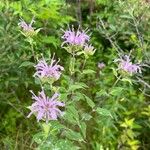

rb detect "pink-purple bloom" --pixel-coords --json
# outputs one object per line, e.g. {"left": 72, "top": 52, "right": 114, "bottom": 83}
{"left": 34, "top": 56, "right": 64, "bottom": 81}
{"left": 18, "top": 17, "right": 41, "bottom": 37}
{"left": 84, "top": 44, "right": 96, "bottom": 56}
{"left": 18, "top": 18, "right": 35, "bottom": 33}
{"left": 98, "top": 62, "right": 105, "bottom": 69}
{"left": 116, "top": 55, "right": 141, "bottom": 74}
{"left": 27, "top": 90, "right": 65, "bottom": 123}
{"left": 61, "top": 26, "right": 90, "bottom": 47}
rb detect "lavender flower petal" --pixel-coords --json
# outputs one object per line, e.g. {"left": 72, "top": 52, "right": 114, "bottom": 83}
{"left": 116, "top": 55, "right": 141, "bottom": 74}
{"left": 62, "top": 26, "right": 90, "bottom": 47}
{"left": 34, "top": 57, "right": 64, "bottom": 81}
{"left": 27, "top": 90, "right": 65, "bottom": 123}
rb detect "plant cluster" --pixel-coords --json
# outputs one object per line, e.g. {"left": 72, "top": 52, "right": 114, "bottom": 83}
{"left": 0, "top": 0, "right": 150, "bottom": 149}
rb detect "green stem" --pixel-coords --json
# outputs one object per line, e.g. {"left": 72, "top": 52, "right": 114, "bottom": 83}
{"left": 69, "top": 54, "right": 76, "bottom": 75}
{"left": 28, "top": 38, "right": 36, "bottom": 61}
{"left": 31, "top": 42, "right": 36, "bottom": 61}
{"left": 82, "top": 58, "right": 86, "bottom": 71}
{"left": 112, "top": 75, "right": 122, "bottom": 88}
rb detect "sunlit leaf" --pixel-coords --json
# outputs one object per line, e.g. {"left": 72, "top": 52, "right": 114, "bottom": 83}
{"left": 110, "top": 87, "right": 124, "bottom": 96}
{"left": 64, "top": 129, "right": 84, "bottom": 142}
{"left": 82, "top": 69, "right": 96, "bottom": 75}
{"left": 96, "top": 108, "right": 112, "bottom": 117}
{"left": 19, "top": 61, "right": 34, "bottom": 68}
{"left": 84, "top": 95, "right": 95, "bottom": 108}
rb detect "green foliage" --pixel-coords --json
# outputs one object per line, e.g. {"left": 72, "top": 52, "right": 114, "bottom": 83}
{"left": 0, "top": 0, "right": 150, "bottom": 149}
{"left": 0, "top": 0, "right": 73, "bottom": 149}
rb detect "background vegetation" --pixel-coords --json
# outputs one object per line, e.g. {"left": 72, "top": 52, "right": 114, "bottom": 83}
{"left": 0, "top": 0, "right": 150, "bottom": 149}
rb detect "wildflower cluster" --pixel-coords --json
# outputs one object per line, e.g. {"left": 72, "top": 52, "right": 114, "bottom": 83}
{"left": 61, "top": 26, "right": 90, "bottom": 46}
{"left": 15, "top": 1, "right": 148, "bottom": 148}
{"left": 116, "top": 55, "right": 141, "bottom": 75}
{"left": 18, "top": 17, "right": 40, "bottom": 37}
{"left": 23, "top": 22, "right": 142, "bottom": 125}
{"left": 62, "top": 26, "right": 96, "bottom": 58}
{"left": 27, "top": 55, "right": 64, "bottom": 123}
{"left": 34, "top": 57, "right": 64, "bottom": 83}
{"left": 27, "top": 90, "right": 65, "bottom": 123}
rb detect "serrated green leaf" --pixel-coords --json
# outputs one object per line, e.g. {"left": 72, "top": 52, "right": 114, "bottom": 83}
{"left": 79, "top": 122, "right": 86, "bottom": 139}
{"left": 65, "top": 129, "right": 84, "bottom": 142}
{"left": 84, "top": 95, "right": 95, "bottom": 108}
{"left": 96, "top": 89, "right": 109, "bottom": 97}
{"left": 120, "top": 15, "right": 133, "bottom": 19}
{"left": 110, "top": 87, "right": 124, "bottom": 96}
{"left": 60, "top": 93, "right": 68, "bottom": 102}
{"left": 82, "top": 69, "right": 96, "bottom": 75}
{"left": 55, "top": 139, "right": 80, "bottom": 150}
{"left": 76, "top": 51, "right": 83, "bottom": 56}
{"left": 63, "top": 105, "right": 79, "bottom": 124}
{"left": 96, "top": 108, "right": 112, "bottom": 117}
{"left": 41, "top": 35, "right": 59, "bottom": 48}
{"left": 121, "top": 78, "right": 132, "bottom": 85}
{"left": 33, "top": 133, "right": 44, "bottom": 144}
{"left": 19, "top": 61, "right": 34, "bottom": 68}
{"left": 73, "top": 92, "right": 84, "bottom": 101}
{"left": 68, "top": 82, "right": 88, "bottom": 92}
{"left": 81, "top": 113, "right": 92, "bottom": 121}
{"left": 68, "top": 85, "right": 83, "bottom": 92}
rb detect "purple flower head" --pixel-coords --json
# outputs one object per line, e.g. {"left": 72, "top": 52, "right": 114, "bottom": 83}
{"left": 27, "top": 90, "right": 65, "bottom": 123}
{"left": 34, "top": 56, "right": 64, "bottom": 81}
{"left": 61, "top": 26, "right": 90, "bottom": 47}
{"left": 84, "top": 44, "right": 96, "bottom": 56}
{"left": 18, "top": 17, "right": 35, "bottom": 33}
{"left": 116, "top": 55, "right": 141, "bottom": 74}
{"left": 18, "top": 17, "right": 41, "bottom": 37}
{"left": 98, "top": 62, "right": 105, "bottom": 69}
